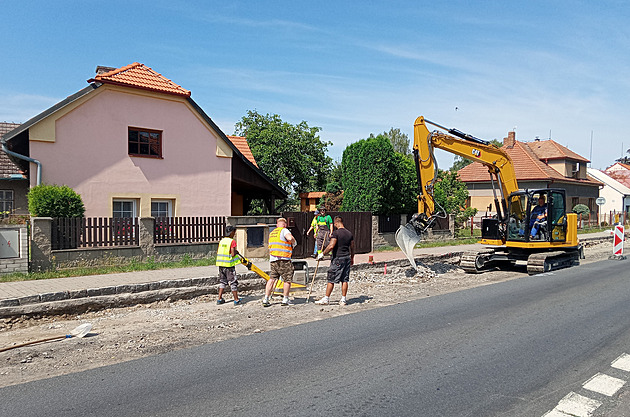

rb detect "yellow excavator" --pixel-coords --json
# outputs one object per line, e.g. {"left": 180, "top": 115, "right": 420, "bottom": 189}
{"left": 396, "top": 116, "right": 583, "bottom": 275}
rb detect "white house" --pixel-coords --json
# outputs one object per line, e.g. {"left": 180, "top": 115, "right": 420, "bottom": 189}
{"left": 587, "top": 168, "right": 630, "bottom": 223}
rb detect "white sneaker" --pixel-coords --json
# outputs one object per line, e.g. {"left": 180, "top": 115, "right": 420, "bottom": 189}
{"left": 281, "top": 298, "right": 294, "bottom": 306}
{"left": 315, "top": 297, "right": 329, "bottom": 305}
{"left": 339, "top": 299, "right": 347, "bottom": 306}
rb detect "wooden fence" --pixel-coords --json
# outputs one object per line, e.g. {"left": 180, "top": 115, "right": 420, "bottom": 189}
{"left": 154, "top": 216, "right": 225, "bottom": 244}
{"left": 52, "top": 217, "right": 139, "bottom": 250}
{"left": 51, "top": 216, "right": 226, "bottom": 250}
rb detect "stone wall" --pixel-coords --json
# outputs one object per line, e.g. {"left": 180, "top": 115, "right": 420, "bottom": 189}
{"left": 31, "top": 217, "right": 219, "bottom": 272}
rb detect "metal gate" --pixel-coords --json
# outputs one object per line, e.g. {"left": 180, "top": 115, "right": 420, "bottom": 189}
{"left": 282, "top": 211, "right": 373, "bottom": 258}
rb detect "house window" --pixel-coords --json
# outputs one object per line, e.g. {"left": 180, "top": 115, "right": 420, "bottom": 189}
{"left": 0, "top": 190, "right": 13, "bottom": 218}
{"left": 571, "top": 197, "right": 579, "bottom": 210}
{"left": 128, "top": 127, "right": 162, "bottom": 158}
{"left": 151, "top": 200, "right": 172, "bottom": 218}
{"left": 113, "top": 199, "right": 137, "bottom": 218}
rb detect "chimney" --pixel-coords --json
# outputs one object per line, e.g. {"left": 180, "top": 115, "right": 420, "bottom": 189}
{"left": 95, "top": 66, "right": 116, "bottom": 75}
{"left": 504, "top": 131, "right": 516, "bottom": 148}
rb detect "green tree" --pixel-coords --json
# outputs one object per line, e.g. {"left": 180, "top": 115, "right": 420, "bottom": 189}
{"left": 234, "top": 110, "right": 333, "bottom": 212}
{"left": 28, "top": 184, "right": 85, "bottom": 217}
{"left": 433, "top": 170, "right": 477, "bottom": 229}
{"left": 384, "top": 127, "right": 410, "bottom": 155}
{"left": 319, "top": 161, "right": 344, "bottom": 210}
{"left": 341, "top": 134, "right": 405, "bottom": 214}
{"left": 451, "top": 139, "right": 503, "bottom": 171}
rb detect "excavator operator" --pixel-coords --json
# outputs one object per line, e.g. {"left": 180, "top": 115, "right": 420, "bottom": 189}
{"left": 530, "top": 195, "right": 548, "bottom": 239}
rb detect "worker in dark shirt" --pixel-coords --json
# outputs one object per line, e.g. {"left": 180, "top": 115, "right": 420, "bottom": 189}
{"left": 315, "top": 215, "right": 354, "bottom": 306}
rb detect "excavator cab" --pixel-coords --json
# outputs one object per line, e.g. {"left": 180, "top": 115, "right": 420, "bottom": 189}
{"left": 506, "top": 189, "right": 568, "bottom": 243}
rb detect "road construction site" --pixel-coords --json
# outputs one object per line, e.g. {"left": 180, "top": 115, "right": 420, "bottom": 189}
{"left": 0, "top": 232, "right": 617, "bottom": 388}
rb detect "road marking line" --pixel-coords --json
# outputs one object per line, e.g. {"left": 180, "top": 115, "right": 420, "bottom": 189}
{"left": 543, "top": 409, "right": 572, "bottom": 416}
{"left": 612, "top": 353, "right": 630, "bottom": 372}
{"left": 552, "top": 392, "right": 602, "bottom": 417}
{"left": 582, "top": 372, "right": 626, "bottom": 396}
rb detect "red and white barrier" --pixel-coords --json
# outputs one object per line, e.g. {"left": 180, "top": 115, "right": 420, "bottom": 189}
{"left": 613, "top": 225, "right": 625, "bottom": 256}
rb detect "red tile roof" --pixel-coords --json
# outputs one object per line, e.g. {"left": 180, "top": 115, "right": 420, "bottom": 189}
{"left": 227, "top": 136, "right": 258, "bottom": 167}
{"left": 458, "top": 140, "right": 599, "bottom": 186}
{"left": 0, "top": 123, "right": 26, "bottom": 178}
{"left": 606, "top": 169, "right": 630, "bottom": 189}
{"left": 88, "top": 63, "right": 191, "bottom": 97}
{"left": 527, "top": 139, "right": 589, "bottom": 162}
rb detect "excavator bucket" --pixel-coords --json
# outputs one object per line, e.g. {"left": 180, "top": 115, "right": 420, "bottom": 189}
{"left": 395, "top": 223, "right": 423, "bottom": 270}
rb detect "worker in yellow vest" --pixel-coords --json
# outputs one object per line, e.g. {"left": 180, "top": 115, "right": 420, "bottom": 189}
{"left": 263, "top": 217, "right": 296, "bottom": 307}
{"left": 216, "top": 225, "right": 241, "bottom": 305}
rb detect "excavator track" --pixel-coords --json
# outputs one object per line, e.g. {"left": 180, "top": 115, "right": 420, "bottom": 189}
{"left": 526, "top": 250, "right": 580, "bottom": 275}
{"left": 460, "top": 249, "right": 497, "bottom": 273}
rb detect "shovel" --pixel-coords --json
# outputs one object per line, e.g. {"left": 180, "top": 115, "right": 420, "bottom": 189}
{"left": 0, "top": 323, "right": 93, "bottom": 353}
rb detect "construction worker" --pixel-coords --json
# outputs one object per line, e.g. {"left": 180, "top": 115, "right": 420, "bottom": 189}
{"left": 315, "top": 215, "right": 354, "bottom": 306}
{"left": 216, "top": 225, "right": 241, "bottom": 305}
{"left": 306, "top": 209, "right": 320, "bottom": 258}
{"left": 263, "top": 217, "right": 296, "bottom": 307}
{"left": 315, "top": 207, "right": 333, "bottom": 256}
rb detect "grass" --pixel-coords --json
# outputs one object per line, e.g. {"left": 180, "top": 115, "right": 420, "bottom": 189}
{"left": 0, "top": 255, "right": 217, "bottom": 283}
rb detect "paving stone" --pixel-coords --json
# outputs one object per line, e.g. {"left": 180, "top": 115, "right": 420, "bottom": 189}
{"left": 86, "top": 288, "right": 102, "bottom": 297}
{"left": 68, "top": 289, "right": 88, "bottom": 299}
{"left": 40, "top": 291, "right": 69, "bottom": 302}
{"left": 116, "top": 285, "right": 136, "bottom": 294}
{"left": 18, "top": 295, "right": 41, "bottom": 305}
{"left": 100, "top": 286, "right": 117, "bottom": 295}
{"left": 0, "top": 298, "right": 19, "bottom": 307}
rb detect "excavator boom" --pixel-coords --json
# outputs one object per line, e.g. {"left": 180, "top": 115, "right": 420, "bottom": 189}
{"left": 397, "top": 117, "right": 518, "bottom": 268}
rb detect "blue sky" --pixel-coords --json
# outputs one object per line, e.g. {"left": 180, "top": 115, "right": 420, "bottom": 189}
{"left": 1, "top": 0, "right": 629, "bottom": 170}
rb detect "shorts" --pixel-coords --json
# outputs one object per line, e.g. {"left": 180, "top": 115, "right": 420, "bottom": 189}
{"left": 269, "top": 260, "right": 294, "bottom": 283}
{"left": 327, "top": 256, "right": 351, "bottom": 284}
{"left": 218, "top": 266, "right": 238, "bottom": 292}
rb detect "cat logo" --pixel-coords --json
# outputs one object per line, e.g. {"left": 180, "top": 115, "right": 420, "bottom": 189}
{"left": 472, "top": 149, "right": 481, "bottom": 158}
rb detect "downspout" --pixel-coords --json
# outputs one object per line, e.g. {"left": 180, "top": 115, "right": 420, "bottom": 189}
{"left": 1, "top": 142, "right": 42, "bottom": 186}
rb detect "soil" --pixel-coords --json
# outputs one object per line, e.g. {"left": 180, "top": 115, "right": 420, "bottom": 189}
{"left": 0, "top": 240, "right": 614, "bottom": 388}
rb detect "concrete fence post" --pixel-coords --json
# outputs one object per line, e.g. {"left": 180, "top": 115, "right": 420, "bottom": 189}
{"left": 30, "top": 217, "right": 53, "bottom": 272}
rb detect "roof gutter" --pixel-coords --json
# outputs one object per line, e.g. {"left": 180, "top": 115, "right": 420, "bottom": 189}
{"left": 1, "top": 142, "right": 41, "bottom": 185}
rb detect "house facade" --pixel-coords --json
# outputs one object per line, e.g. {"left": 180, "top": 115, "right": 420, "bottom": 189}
{"left": 1, "top": 63, "right": 286, "bottom": 218}
{"left": 0, "top": 123, "right": 28, "bottom": 216}
{"left": 587, "top": 167, "right": 630, "bottom": 222}
{"left": 458, "top": 131, "right": 601, "bottom": 216}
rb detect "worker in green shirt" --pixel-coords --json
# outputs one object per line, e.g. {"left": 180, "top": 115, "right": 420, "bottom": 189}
{"left": 315, "top": 207, "right": 333, "bottom": 256}
{"left": 306, "top": 209, "right": 320, "bottom": 258}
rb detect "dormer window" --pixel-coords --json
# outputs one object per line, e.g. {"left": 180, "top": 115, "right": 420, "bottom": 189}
{"left": 128, "top": 127, "right": 162, "bottom": 158}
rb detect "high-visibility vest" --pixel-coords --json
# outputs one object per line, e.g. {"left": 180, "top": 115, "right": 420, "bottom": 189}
{"left": 311, "top": 217, "right": 318, "bottom": 234}
{"left": 269, "top": 227, "right": 292, "bottom": 259}
{"left": 216, "top": 237, "right": 239, "bottom": 267}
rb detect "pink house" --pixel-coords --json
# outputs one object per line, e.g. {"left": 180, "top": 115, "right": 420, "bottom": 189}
{"left": 1, "top": 63, "right": 286, "bottom": 218}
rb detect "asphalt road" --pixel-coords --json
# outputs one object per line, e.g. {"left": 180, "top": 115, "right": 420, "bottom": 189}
{"left": 3, "top": 258, "right": 630, "bottom": 417}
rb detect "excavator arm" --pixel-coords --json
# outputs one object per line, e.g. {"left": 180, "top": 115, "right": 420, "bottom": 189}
{"left": 396, "top": 116, "right": 519, "bottom": 268}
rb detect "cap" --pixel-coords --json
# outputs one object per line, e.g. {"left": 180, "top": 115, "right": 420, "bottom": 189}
{"left": 224, "top": 225, "right": 236, "bottom": 236}
{"left": 314, "top": 209, "right": 320, "bottom": 215}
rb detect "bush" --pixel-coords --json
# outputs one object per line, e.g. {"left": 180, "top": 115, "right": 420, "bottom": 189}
{"left": 572, "top": 204, "right": 590, "bottom": 216}
{"left": 28, "top": 184, "right": 85, "bottom": 217}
